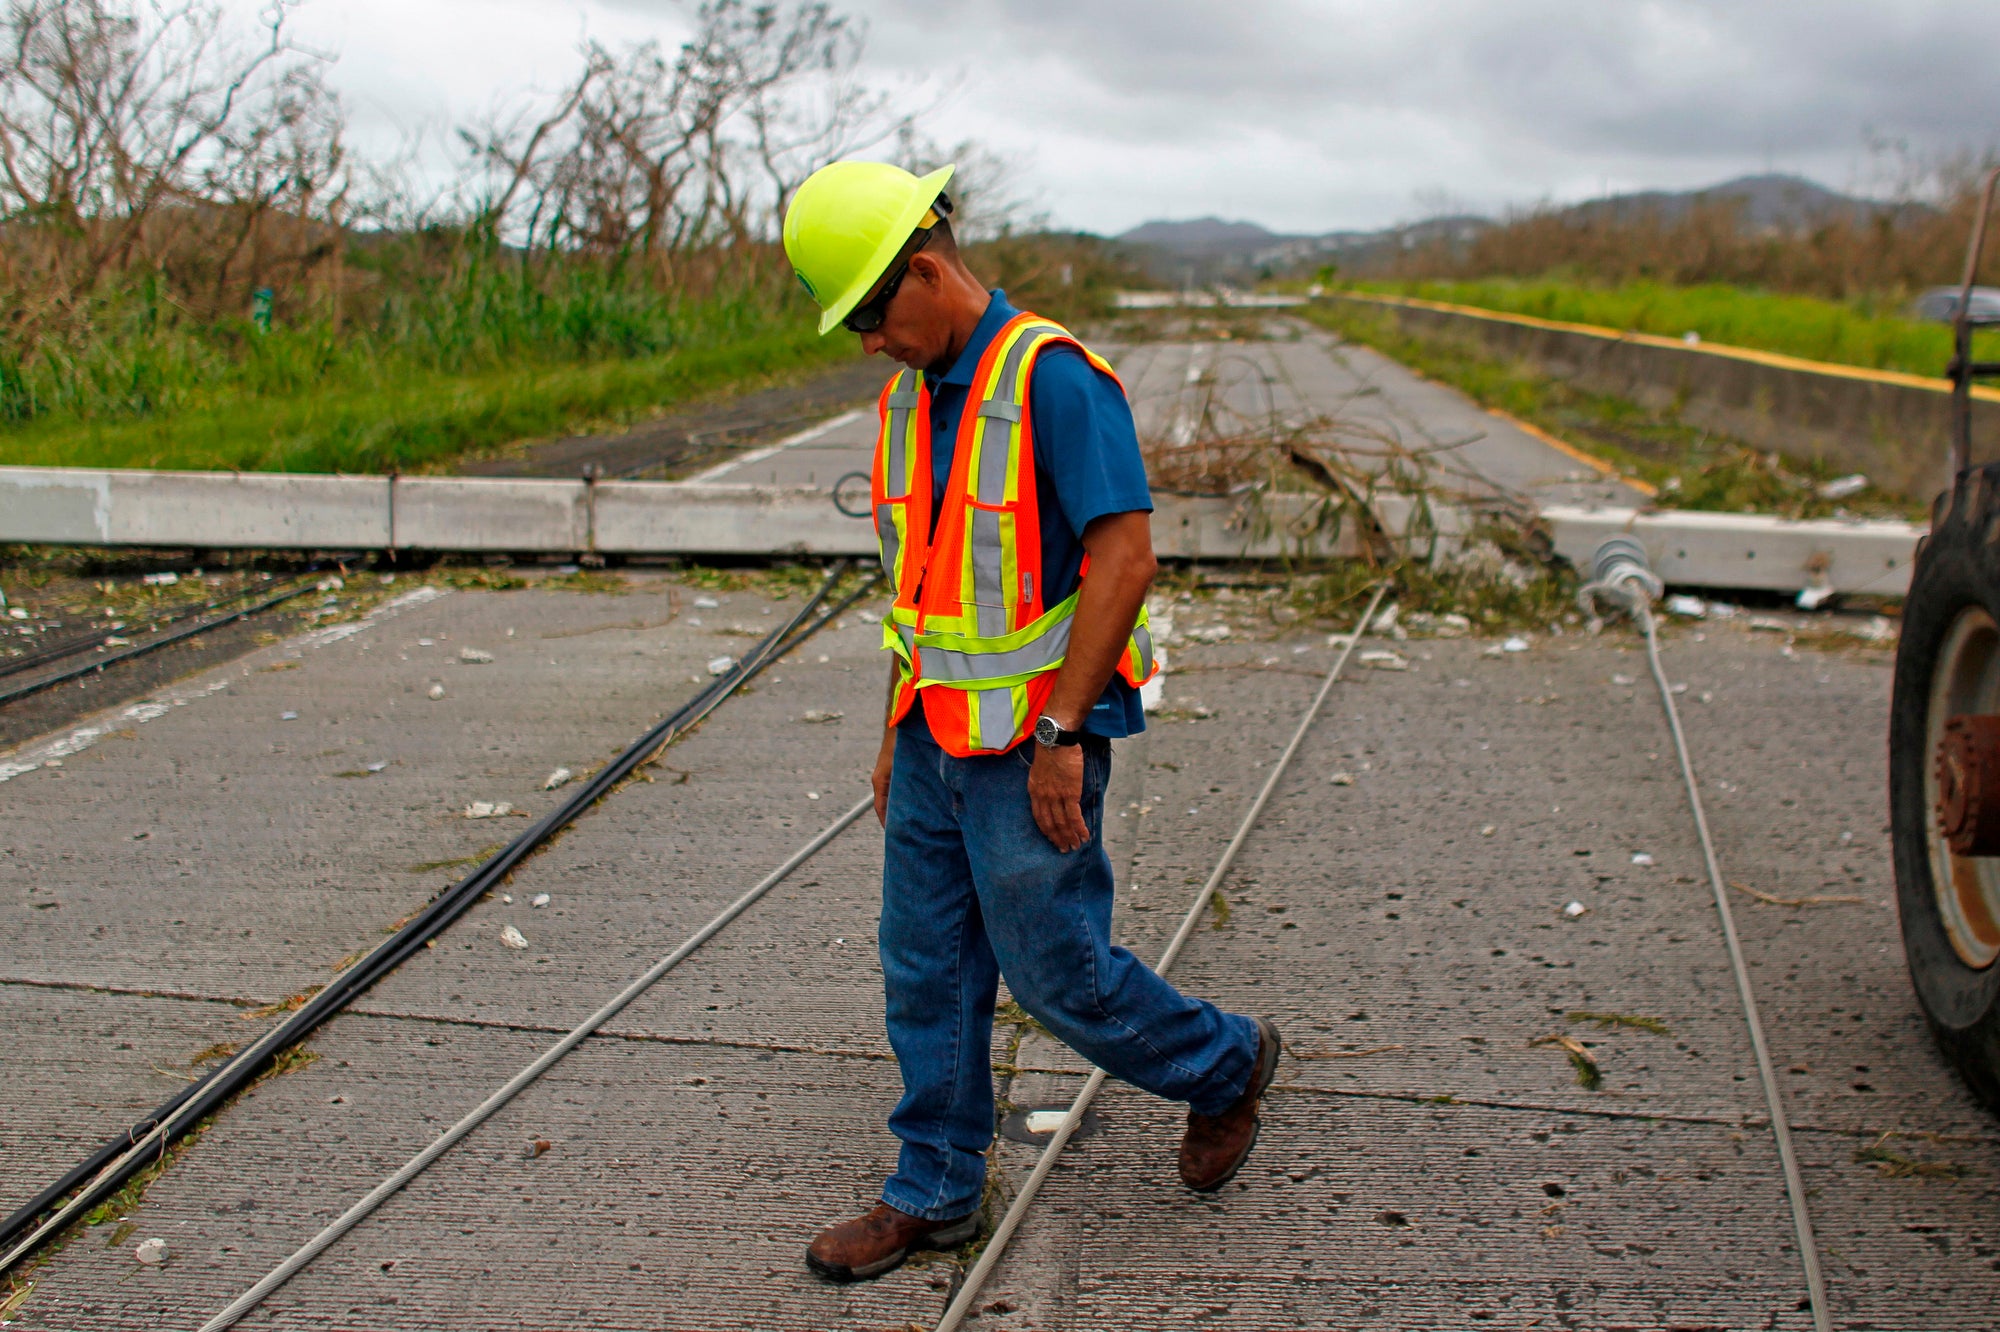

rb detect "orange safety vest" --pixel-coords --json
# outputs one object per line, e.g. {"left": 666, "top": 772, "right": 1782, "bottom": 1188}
{"left": 871, "top": 311, "right": 1158, "bottom": 756}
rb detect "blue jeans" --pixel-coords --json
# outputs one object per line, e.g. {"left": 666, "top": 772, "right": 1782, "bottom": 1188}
{"left": 877, "top": 717, "right": 1259, "bottom": 1221}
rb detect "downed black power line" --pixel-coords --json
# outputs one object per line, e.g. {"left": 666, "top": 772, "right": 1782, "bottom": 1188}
{"left": 0, "top": 560, "right": 877, "bottom": 1274}
{"left": 0, "top": 576, "right": 325, "bottom": 706}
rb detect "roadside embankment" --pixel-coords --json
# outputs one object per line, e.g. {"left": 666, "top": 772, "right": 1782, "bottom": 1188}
{"left": 1327, "top": 292, "right": 2000, "bottom": 500}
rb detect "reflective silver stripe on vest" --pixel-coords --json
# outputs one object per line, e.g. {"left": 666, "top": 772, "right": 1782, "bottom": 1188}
{"left": 877, "top": 370, "right": 920, "bottom": 582}
{"left": 970, "top": 328, "right": 1056, "bottom": 636}
{"left": 916, "top": 613, "right": 1072, "bottom": 685}
{"left": 1130, "top": 620, "right": 1154, "bottom": 676}
{"left": 975, "top": 686, "right": 1015, "bottom": 751}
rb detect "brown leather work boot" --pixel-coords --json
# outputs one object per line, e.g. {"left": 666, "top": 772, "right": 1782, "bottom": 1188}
{"left": 804, "top": 1202, "right": 980, "bottom": 1282}
{"left": 1179, "top": 1016, "right": 1282, "bottom": 1192}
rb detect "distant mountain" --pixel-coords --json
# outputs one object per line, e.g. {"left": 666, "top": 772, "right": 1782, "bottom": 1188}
{"left": 1113, "top": 174, "right": 1912, "bottom": 283}
{"left": 1117, "top": 218, "right": 1294, "bottom": 254}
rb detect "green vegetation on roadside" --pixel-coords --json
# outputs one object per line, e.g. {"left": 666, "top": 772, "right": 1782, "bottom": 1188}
{"left": 1303, "top": 300, "right": 1928, "bottom": 521}
{"left": 0, "top": 286, "right": 851, "bottom": 474}
{"left": 1346, "top": 278, "right": 2000, "bottom": 380}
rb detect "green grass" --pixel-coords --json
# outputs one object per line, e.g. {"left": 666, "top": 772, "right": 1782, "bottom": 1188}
{"left": 1347, "top": 278, "right": 2000, "bottom": 380}
{"left": 0, "top": 324, "right": 848, "bottom": 473}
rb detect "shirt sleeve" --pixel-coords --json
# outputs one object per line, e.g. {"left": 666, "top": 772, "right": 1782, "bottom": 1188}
{"left": 1026, "top": 345, "right": 1153, "bottom": 536}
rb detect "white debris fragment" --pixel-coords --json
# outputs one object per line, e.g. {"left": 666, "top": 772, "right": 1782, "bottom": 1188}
{"left": 1796, "top": 586, "right": 1836, "bottom": 611}
{"left": 1437, "top": 613, "right": 1472, "bottom": 637}
{"left": 1748, "top": 617, "right": 1790, "bottom": 633}
{"left": 134, "top": 1237, "right": 169, "bottom": 1264}
{"left": 1612, "top": 673, "right": 1635, "bottom": 686}
{"left": 858, "top": 609, "right": 881, "bottom": 624}
{"left": 7, "top": 607, "right": 26, "bottom": 620}
{"left": 707, "top": 655, "right": 738, "bottom": 676}
{"left": 1664, "top": 595, "right": 1707, "bottom": 618}
{"left": 1367, "top": 603, "right": 1400, "bottom": 636}
{"left": 458, "top": 647, "right": 494, "bottom": 663}
{"left": 316, "top": 576, "right": 345, "bottom": 592}
{"left": 1670, "top": 682, "right": 1688, "bottom": 695}
{"left": 543, "top": 767, "right": 573, "bottom": 790}
{"left": 693, "top": 595, "right": 720, "bottom": 609}
{"left": 1329, "top": 771, "right": 1357, "bottom": 786}
{"left": 1632, "top": 853, "right": 1655, "bottom": 866}
{"left": 417, "top": 638, "right": 435, "bottom": 647}
{"left": 1563, "top": 901, "right": 1588, "bottom": 918}
{"left": 104, "top": 635, "right": 131, "bottom": 646}
{"left": 501, "top": 894, "right": 513, "bottom": 905}
{"left": 427, "top": 683, "right": 446, "bottom": 699}
{"left": 464, "top": 801, "right": 514, "bottom": 819}
{"left": 366, "top": 761, "right": 387, "bottom": 773}
{"left": 1502, "top": 635, "right": 1529, "bottom": 653}
{"left": 1818, "top": 473, "right": 1870, "bottom": 500}
{"left": 801, "top": 709, "right": 844, "bottom": 723}
{"left": 1358, "top": 649, "right": 1408, "bottom": 671}
{"left": 499, "top": 924, "right": 529, "bottom": 950}
{"left": 143, "top": 572, "right": 179, "bottom": 586}
{"left": 807, "top": 791, "right": 821, "bottom": 800}
{"left": 279, "top": 711, "right": 298, "bottom": 721}
{"left": 531, "top": 893, "right": 551, "bottom": 908}
{"left": 1186, "top": 624, "right": 1232, "bottom": 642}
{"left": 1481, "top": 825, "right": 1497, "bottom": 836}
{"left": 1024, "top": 1109, "right": 1071, "bottom": 1134}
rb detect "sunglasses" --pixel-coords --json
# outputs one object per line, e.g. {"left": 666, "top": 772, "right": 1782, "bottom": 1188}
{"left": 843, "top": 225, "right": 935, "bottom": 334}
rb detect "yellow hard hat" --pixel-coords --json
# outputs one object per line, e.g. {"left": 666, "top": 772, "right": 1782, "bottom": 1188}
{"left": 784, "top": 160, "right": 955, "bottom": 335}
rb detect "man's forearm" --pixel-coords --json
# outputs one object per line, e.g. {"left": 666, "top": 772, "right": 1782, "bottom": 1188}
{"left": 1042, "top": 512, "right": 1157, "bottom": 730}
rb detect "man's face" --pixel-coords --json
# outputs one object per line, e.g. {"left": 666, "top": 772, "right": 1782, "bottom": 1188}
{"left": 855, "top": 252, "right": 952, "bottom": 371}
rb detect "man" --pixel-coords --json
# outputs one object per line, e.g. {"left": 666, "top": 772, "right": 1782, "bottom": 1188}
{"left": 781, "top": 160, "right": 1280, "bottom": 1284}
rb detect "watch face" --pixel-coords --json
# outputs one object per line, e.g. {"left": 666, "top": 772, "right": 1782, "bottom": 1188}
{"left": 1035, "top": 715, "right": 1059, "bottom": 746}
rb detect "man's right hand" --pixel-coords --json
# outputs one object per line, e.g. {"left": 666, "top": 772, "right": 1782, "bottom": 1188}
{"left": 872, "top": 728, "right": 897, "bottom": 826}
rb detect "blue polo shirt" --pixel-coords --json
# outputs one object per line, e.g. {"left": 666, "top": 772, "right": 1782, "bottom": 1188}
{"left": 911, "top": 290, "right": 1152, "bottom": 740}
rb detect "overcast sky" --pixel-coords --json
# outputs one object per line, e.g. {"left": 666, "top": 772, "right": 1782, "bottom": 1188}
{"left": 257, "top": 0, "right": 1998, "bottom": 236}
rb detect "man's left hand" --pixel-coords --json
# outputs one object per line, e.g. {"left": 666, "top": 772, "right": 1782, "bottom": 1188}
{"left": 1027, "top": 743, "right": 1089, "bottom": 853}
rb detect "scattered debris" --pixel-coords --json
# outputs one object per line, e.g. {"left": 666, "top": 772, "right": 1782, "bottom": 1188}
{"left": 142, "top": 572, "right": 178, "bottom": 587}
{"left": 279, "top": 711, "right": 298, "bottom": 721}
{"left": 543, "top": 768, "right": 573, "bottom": 790}
{"left": 1329, "top": 771, "right": 1357, "bottom": 786}
{"left": 1631, "top": 852, "right": 1655, "bottom": 866}
{"left": 1562, "top": 900, "right": 1588, "bottom": 918}
{"left": 499, "top": 925, "right": 529, "bottom": 950}
{"left": 458, "top": 647, "right": 494, "bottom": 663}
{"left": 464, "top": 801, "right": 515, "bottom": 819}
{"left": 707, "top": 655, "right": 738, "bottom": 676}
{"left": 1611, "top": 673, "right": 1636, "bottom": 686}
{"left": 1186, "top": 624, "right": 1232, "bottom": 643}
{"left": 316, "top": 576, "right": 345, "bottom": 592}
{"left": 133, "top": 1237, "right": 168, "bottom": 1265}
{"left": 858, "top": 609, "right": 881, "bottom": 624}
{"left": 1480, "top": 824, "right": 1496, "bottom": 836}
{"left": 1531, "top": 1033, "right": 1602, "bottom": 1090}
{"left": 427, "top": 683, "right": 446, "bottom": 699}
{"left": 1358, "top": 649, "right": 1409, "bottom": 671}
{"left": 526, "top": 1138, "right": 553, "bottom": 1159}
{"left": 1502, "top": 635, "right": 1529, "bottom": 653}
{"left": 1367, "top": 603, "right": 1401, "bottom": 636}
{"left": 1854, "top": 1133, "right": 1968, "bottom": 1179}
{"left": 1567, "top": 1011, "right": 1671, "bottom": 1035}
{"left": 1664, "top": 595, "right": 1707, "bottom": 618}
{"left": 1797, "top": 586, "right": 1837, "bottom": 611}
{"left": 1852, "top": 616, "right": 1897, "bottom": 643}
{"left": 1729, "top": 880, "right": 1869, "bottom": 908}
{"left": 1748, "top": 617, "right": 1791, "bottom": 633}
{"left": 692, "top": 595, "right": 720, "bottom": 610}
{"left": 531, "top": 893, "right": 551, "bottom": 909}
{"left": 1818, "top": 474, "right": 1870, "bottom": 501}
{"left": 801, "top": 709, "right": 844, "bottom": 724}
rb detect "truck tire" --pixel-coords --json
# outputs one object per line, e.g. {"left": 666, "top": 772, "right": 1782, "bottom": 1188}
{"left": 1891, "top": 465, "right": 2000, "bottom": 1113}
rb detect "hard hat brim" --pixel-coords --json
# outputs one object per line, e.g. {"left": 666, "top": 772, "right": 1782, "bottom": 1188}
{"left": 816, "top": 164, "right": 956, "bottom": 336}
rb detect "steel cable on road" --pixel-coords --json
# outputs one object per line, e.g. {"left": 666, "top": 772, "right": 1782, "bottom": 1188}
{"left": 932, "top": 582, "right": 1390, "bottom": 1332}
{"left": 1580, "top": 541, "right": 1831, "bottom": 1332}
{"left": 0, "top": 575, "right": 326, "bottom": 707}
{"left": 196, "top": 791, "right": 877, "bottom": 1331}
{"left": 0, "top": 562, "right": 878, "bottom": 1277}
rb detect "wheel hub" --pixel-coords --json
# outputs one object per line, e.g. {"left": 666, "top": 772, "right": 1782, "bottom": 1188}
{"left": 1937, "top": 715, "right": 2000, "bottom": 855}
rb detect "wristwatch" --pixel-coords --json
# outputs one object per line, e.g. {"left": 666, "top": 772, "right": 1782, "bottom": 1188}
{"left": 1034, "top": 714, "right": 1084, "bottom": 749}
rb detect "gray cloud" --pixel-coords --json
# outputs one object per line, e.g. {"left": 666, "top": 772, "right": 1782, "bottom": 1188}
{"left": 321, "top": 0, "right": 2000, "bottom": 233}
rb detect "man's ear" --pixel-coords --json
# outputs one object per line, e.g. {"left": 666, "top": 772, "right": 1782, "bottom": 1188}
{"left": 907, "top": 250, "right": 948, "bottom": 293}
